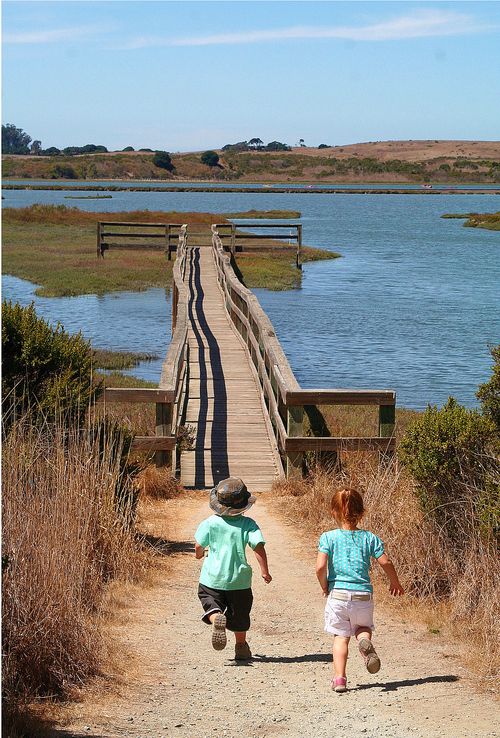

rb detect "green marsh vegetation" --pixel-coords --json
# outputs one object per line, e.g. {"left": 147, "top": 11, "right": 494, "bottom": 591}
{"left": 3, "top": 205, "right": 338, "bottom": 296}
{"left": 441, "top": 211, "right": 500, "bottom": 230}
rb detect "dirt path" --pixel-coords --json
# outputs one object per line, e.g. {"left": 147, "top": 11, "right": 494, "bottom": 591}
{"left": 52, "top": 495, "right": 498, "bottom": 738}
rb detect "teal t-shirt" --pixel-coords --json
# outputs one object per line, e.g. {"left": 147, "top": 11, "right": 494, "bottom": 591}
{"left": 195, "top": 514, "right": 265, "bottom": 591}
{"left": 318, "top": 528, "right": 384, "bottom": 593}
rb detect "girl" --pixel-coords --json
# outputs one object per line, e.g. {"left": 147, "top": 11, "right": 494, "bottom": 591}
{"left": 316, "top": 487, "right": 404, "bottom": 693}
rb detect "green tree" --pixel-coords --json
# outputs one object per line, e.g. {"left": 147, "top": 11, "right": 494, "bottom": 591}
{"left": 152, "top": 151, "right": 174, "bottom": 171}
{"left": 30, "top": 140, "right": 42, "bottom": 155}
{"left": 50, "top": 164, "right": 77, "bottom": 179}
{"left": 2, "top": 124, "right": 32, "bottom": 154}
{"left": 201, "top": 150, "right": 220, "bottom": 167}
{"left": 122, "top": 146, "right": 135, "bottom": 152}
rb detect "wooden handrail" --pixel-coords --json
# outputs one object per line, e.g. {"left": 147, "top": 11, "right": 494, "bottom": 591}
{"left": 211, "top": 225, "right": 396, "bottom": 476}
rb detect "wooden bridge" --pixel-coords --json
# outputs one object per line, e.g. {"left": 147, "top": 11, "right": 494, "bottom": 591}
{"left": 102, "top": 224, "right": 396, "bottom": 491}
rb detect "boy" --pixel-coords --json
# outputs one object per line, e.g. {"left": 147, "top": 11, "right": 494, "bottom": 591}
{"left": 194, "top": 477, "right": 272, "bottom": 660}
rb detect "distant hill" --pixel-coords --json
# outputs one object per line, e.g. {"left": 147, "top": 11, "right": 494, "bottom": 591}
{"left": 3, "top": 140, "right": 499, "bottom": 183}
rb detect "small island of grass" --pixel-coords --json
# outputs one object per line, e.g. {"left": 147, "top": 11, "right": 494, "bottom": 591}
{"left": 221, "top": 209, "right": 301, "bottom": 219}
{"left": 2, "top": 205, "right": 340, "bottom": 297}
{"left": 441, "top": 211, "right": 500, "bottom": 230}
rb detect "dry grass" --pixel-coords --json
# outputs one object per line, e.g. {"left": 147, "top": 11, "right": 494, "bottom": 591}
{"left": 1, "top": 415, "right": 149, "bottom": 730}
{"left": 271, "top": 455, "right": 500, "bottom": 686}
{"left": 136, "top": 465, "right": 182, "bottom": 500}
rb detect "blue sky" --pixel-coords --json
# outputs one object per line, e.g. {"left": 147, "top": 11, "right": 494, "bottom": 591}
{"left": 2, "top": 1, "right": 500, "bottom": 151}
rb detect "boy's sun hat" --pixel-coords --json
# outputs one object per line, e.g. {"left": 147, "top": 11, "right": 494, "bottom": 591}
{"left": 209, "top": 477, "right": 256, "bottom": 516}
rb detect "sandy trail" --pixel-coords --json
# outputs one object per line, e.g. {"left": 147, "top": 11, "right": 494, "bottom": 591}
{"left": 51, "top": 495, "right": 498, "bottom": 738}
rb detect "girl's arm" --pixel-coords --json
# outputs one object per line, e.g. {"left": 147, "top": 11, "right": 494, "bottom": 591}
{"left": 376, "top": 553, "right": 405, "bottom": 595}
{"left": 316, "top": 552, "right": 329, "bottom": 596}
{"left": 253, "top": 543, "right": 272, "bottom": 583}
{"left": 194, "top": 542, "right": 205, "bottom": 559}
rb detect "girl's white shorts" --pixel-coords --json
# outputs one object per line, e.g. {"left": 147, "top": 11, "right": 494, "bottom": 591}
{"left": 324, "top": 591, "right": 375, "bottom": 637}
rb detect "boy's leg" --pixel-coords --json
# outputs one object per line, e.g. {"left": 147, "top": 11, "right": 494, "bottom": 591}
{"left": 225, "top": 589, "right": 253, "bottom": 660}
{"left": 234, "top": 631, "right": 247, "bottom": 644}
{"left": 197, "top": 585, "right": 227, "bottom": 650}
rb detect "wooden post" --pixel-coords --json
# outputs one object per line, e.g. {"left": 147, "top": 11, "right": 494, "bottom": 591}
{"left": 166, "top": 224, "right": 171, "bottom": 260}
{"left": 231, "top": 223, "right": 236, "bottom": 255}
{"left": 296, "top": 224, "right": 302, "bottom": 268}
{"left": 97, "top": 222, "right": 102, "bottom": 258}
{"left": 155, "top": 402, "right": 172, "bottom": 467}
{"left": 286, "top": 405, "right": 304, "bottom": 478}
{"left": 378, "top": 403, "right": 395, "bottom": 463}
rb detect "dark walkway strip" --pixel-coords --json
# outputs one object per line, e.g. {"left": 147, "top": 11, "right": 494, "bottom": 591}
{"left": 192, "top": 248, "right": 229, "bottom": 484}
{"left": 188, "top": 248, "right": 207, "bottom": 489}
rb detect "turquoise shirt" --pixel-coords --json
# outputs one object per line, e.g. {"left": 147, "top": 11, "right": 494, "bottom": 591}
{"left": 195, "top": 515, "right": 265, "bottom": 591}
{"left": 318, "top": 528, "right": 384, "bottom": 593}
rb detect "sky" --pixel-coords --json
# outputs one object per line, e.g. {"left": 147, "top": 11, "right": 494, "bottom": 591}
{"left": 2, "top": 1, "right": 500, "bottom": 151}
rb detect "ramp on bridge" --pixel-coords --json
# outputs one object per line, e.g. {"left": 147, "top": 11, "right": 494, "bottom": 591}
{"left": 181, "top": 244, "right": 280, "bottom": 491}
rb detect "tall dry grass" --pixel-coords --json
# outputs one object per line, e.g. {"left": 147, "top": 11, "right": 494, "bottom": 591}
{"left": 272, "top": 454, "right": 500, "bottom": 683}
{"left": 2, "top": 415, "right": 147, "bottom": 727}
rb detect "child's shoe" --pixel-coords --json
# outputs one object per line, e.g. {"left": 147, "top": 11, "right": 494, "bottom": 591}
{"left": 234, "top": 641, "right": 252, "bottom": 661}
{"left": 211, "top": 612, "right": 227, "bottom": 650}
{"left": 332, "top": 676, "right": 347, "bottom": 693}
{"left": 358, "top": 638, "right": 381, "bottom": 673}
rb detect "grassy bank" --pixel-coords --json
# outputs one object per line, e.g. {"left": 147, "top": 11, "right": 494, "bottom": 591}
{"left": 2, "top": 205, "right": 337, "bottom": 296}
{"left": 442, "top": 211, "right": 500, "bottom": 230}
{"left": 93, "top": 348, "right": 159, "bottom": 370}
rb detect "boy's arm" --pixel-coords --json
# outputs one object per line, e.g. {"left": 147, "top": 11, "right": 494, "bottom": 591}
{"left": 376, "top": 553, "right": 405, "bottom": 595}
{"left": 253, "top": 543, "right": 272, "bottom": 583}
{"left": 194, "top": 542, "right": 205, "bottom": 559}
{"left": 316, "top": 552, "right": 329, "bottom": 596}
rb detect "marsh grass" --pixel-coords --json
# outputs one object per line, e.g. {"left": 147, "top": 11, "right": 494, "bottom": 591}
{"left": 234, "top": 245, "right": 339, "bottom": 290}
{"left": 441, "top": 211, "right": 500, "bottom": 230}
{"left": 2, "top": 413, "right": 149, "bottom": 729}
{"left": 271, "top": 456, "right": 500, "bottom": 684}
{"left": 93, "top": 348, "right": 159, "bottom": 370}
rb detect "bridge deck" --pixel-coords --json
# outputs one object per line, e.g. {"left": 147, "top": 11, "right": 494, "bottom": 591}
{"left": 180, "top": 245, "right": 280, "bottom": 491}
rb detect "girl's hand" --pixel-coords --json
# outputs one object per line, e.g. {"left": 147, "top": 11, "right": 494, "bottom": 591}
{"left": 389, "top": 581, "right": 405, "bottom": 596}
{"left": 322, "top": 587, "right": 329, "bottom": 598}
{"left": 262, "top": 573, "right": 272, "bottom": 584}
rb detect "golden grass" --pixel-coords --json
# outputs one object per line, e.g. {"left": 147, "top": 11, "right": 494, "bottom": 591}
{"left": 271, "top": 457, "right": 500, "bottom": 686}
{"left": 1, "top": 415, "right": 149, "bottom": 730}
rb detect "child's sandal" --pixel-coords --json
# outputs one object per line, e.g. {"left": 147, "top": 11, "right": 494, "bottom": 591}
{"left": 331, "top": 676, "right": 347, "bottom": 693}
{"left": 211, "top": 612, "right": 227, "bottom": 650}
{"left": 358, "top": 638, "right": 381, "bottom": 674}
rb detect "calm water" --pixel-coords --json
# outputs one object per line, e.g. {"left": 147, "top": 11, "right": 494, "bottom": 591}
{"left": 2, "top": 187, "right": 499, "bottom": 408}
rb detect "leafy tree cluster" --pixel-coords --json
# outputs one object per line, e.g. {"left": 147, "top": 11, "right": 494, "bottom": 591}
{"left": 152, "top": 151, "right": 175, "bottom": 171}
{"left": 2, "top": 123, "right": 33, "bottom": 154}
{"left": 222, "top": 138, "right": 291, "bottom": 153}
{"left": 200, "top": 150, "right": 220, "bottom": 167}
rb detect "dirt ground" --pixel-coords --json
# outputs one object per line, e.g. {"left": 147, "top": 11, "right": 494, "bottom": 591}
{"left": 50, "top": 494, "right": 499, "bottom": 738}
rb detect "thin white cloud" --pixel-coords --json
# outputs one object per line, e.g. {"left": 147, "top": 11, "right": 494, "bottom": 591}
{"left": 4, "top": 25, "right": 107, "bottom": 45}
{"left": 122, "top": 10, "right": 496, "bottom": 50}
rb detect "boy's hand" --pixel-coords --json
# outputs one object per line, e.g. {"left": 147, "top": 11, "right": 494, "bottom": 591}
{"left": 389, "top": 581, "right": 405, "bottom": 596}
{"left": 262, "top": 573, "right": 272, "bottom": 584}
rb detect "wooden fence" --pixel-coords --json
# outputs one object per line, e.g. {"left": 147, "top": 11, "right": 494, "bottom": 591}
{"left": 99, "top": 225, "right": 189, "bottom": 469}
{"left": 97, "top": 221, "right": 185, "bottom": 259}
{"left": 211, "top": 225, "right": 396, "bottom": 476}
{"left": 213, "top": 222, "right": 302, "bottom": 266}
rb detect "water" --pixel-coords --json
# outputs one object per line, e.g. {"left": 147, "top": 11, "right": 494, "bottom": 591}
{"left": 2, "top": 187, "right": 499, "bottom": 408}
{"left": 1, "top": 275, "right": 172, "bottom": 383}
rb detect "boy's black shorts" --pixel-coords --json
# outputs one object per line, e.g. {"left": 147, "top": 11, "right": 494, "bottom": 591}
{"left": 198, "top": 584, "right": 253, "bottom": 632}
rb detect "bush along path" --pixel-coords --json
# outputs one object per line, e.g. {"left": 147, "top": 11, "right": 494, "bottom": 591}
{"left": 50, "top": 494, "right": 498, "bottom": 738}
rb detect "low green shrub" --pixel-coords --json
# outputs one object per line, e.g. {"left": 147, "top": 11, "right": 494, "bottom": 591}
{"left": 477, "top": 345, "right": 500, "bottom": 433}
{"left": 2, "top": 301, "right": 99, "bottom": 424}
{"left": 399, "top": 397, "right": 497, "bottom": 541}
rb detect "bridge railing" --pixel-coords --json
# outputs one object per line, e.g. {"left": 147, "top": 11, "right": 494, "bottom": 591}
{"left": 211, "top": 226, "right": 396, "bottom": 477}
{"left": 213, "top": 222, "right": 302, "bottom": 265}
{"left": 100, "top": 225, "right": 189, "bottom": 469}
{"left": 97, "top": 221, "right": 185, "bottom": 259}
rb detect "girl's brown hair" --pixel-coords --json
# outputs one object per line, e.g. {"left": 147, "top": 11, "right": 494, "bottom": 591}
{"left": 331, "top": 487, "right": 365, "bottom": 526}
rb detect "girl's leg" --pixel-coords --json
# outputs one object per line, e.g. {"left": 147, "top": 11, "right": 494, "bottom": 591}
{"left": 333, "top": 635, "right": 350, "bottom": 678}
{"left": 355, "top": 627, "right": 381, "bottom": 674}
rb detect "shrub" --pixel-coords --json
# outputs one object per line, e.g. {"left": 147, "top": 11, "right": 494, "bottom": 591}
{"left": 399, "top": 397, "right": 497, "bottom": 540}
{"left": 50, "top": 163, "right": 77, "bottom": 179}
{"left": 152, "top": 150, "right": 174, "bottom": 171}
{"left": 122, "top": 146, "right": 135, "bottom": 152}
{"left": 477, "top": 345, "right": 500, "bottom": 434}
{"left": 201, "top": 150, "right": 220, "bottom": 167}
{"left": 2, "top": 301, "right": 99, "bottom": 424}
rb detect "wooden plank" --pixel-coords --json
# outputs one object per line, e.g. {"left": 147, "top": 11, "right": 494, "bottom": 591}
{"left": 131, "top": 436, "right": 176, "bottom": 451}
{"left": 102, "top": 388, "right": 174, "bottom": 403}
{"left": 285, "top": 436, "right": 396, "bottom": 452}
{"left": 286, "top": 390, "right": 396, "bottom": 406}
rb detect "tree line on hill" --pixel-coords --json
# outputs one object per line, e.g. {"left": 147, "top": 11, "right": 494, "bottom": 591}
{"left": 222, "top": 138, "right": 291, "bottom": 152}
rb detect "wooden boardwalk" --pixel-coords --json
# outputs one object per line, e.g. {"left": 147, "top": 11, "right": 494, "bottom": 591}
{"left": 181, "top": 245, "right": 280, "bottom": 490}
